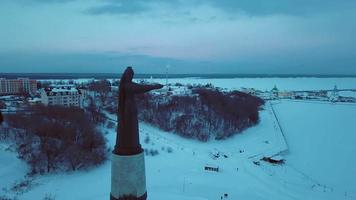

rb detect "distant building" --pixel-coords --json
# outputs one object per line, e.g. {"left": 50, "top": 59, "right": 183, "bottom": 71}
{"left": 78, "top": 87, "right": 89, "bottom": 98}
{"left": 241, "top": 87, "right": 256, "bottom": 95}
{"left": 338, "top": 96, "right": 355, "bottom": 103}
{"left": 329, "top": 85, "right": 339, "bottom": 102}
{"left": 270, "top": 85, "right": 279, "bottom": 99}
{"left": 204, "top": 164, "right": 219, "bottom": 172}
{"left": 40, "top": 85, "right": 83, "bottom": 107}
{"left": 0, "top": 78, "right": 37, "bottom": 95}
{"left": 278, "top": 91, "right": 293, "bottom": 99}
{"left": 262, "top": 155, "right": 285, "bottom": 164}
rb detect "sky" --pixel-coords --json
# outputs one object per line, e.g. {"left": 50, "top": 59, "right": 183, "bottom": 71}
{"left": 0, "top": 0, "right": 356, "bottom": 74}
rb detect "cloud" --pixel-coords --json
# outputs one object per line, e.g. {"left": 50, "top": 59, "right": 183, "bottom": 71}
{"left": 201, "top": 0, "right": 354, "bottom": 16}
{"left": 85, "top": 0, "right": 200, "bottom": 16}
{"left": 86, "top": 1, "right": 149, "bottom": 15}
{"left": 12, "top": 0, "right": 76, "bottom": 4}
{"left": 2, "top": 0, "right": 356, "bottom": 75}
{"left": 0, "top": 52, "right": 186, "bottom": 73}
{"left": 9, "top": 0, "right": 356, "bottom": 17}
{"left": 85, "top": 0, "right": 161, "bottom": 15}
{"left": 84, "top": 0, "right": 356, "bottom": 16}
{"left": 34, "top": 0, "right": 75, "bottom": 3}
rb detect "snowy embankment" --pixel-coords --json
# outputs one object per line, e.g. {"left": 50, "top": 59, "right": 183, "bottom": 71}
{"left": 0, "top": 143, "right": 28, "bottom": 194}
{"left": 273, "top": 100, "right": 356, "bottom": 198}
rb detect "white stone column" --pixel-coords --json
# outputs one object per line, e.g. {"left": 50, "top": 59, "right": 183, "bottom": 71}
{"left": 111, "top": 152, "right": 147, "bottom": 199}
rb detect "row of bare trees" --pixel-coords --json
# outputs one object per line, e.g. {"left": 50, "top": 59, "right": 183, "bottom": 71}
{"left": 3, "top": 105, "right": 108, "bottom": 174}
{"left": 136, "top": 86, "right": 264, "bottom": 142}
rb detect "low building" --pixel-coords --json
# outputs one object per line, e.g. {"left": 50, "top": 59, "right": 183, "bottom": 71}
{"left": 0, "top": 78, "right": 37, "bottom": 95}
{"left": 257, "top": 92, "right": 272, "bottom": 100}
{"left": 40, "top": 85, "right": 83, "bottom": 107}
{"left": 339, "top": 96, "right": 356, "bottom": 103}
{"left": 294, "top": 91, "right": 308, "bottom": 99}
{"left": 28, "top": 97, "right": 42, "bottom": 105}
{"left": 278, "top": 91, "right": 294, "bottom": 99}
{"left": 204, "top": 164, "right": 219, "bottom": 172}
{"left": 241, "top": 87, "right": 256, "bottom": 95}
{"left": 262, "top": 155, "right": 285, "bottom": 164}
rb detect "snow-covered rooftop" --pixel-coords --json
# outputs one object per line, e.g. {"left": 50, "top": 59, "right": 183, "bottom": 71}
{"left": 51, "top": 87, "right": 78, "bottom": 93}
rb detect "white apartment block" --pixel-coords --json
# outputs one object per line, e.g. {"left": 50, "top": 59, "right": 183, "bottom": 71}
{"left": 40, "top": 85, "right": 83, "bottom": 107}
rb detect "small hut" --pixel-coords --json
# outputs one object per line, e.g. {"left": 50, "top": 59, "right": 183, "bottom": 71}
{"left": 204, "top": 164, "right": 219, "bottom": 172}
{"left": 262, "top": 155, "right": 285, "bottom": 164}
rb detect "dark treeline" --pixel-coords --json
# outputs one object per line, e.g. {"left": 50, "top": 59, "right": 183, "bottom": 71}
{"left": 135, "top": 86, "right": 264, "bottom": 142}
{"left": 1, "top": 105, "right": 107, "bottom": 174}
{"left": 87, "top": 79, "right": 111, "bottom": 94}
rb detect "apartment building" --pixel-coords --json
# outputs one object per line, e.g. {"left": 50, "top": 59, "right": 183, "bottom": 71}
{"left": 0, "top": 78, "right": 37, "bottom": 95}
{"left": 40, "top": 85, "right": 83, "bottom": 107}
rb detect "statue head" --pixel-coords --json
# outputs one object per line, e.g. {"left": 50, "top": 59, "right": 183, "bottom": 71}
{"left": 121, "top": 67, "right": 134, "bottom": 83}
{"left": 119, "top": 67, "right": 134, "bottom": 117}
{"left": 119, "top": 66, "right": 134, "bottom": 97}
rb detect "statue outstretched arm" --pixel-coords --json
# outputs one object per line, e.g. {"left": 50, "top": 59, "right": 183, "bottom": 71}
{"left": 126, "top": 82, "right": 163, "bottom": 94}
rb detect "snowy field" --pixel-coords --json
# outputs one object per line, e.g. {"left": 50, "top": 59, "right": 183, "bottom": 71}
{"left": 1, "top": 78, "right": 356, "bottom": 200}
{"left": 273, "top": 100, "right": 356, "bottom": 198}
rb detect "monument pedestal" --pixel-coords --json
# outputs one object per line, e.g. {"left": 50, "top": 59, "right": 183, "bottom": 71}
{"left": 110, "top": 152, "right": 147, "bottom": 200}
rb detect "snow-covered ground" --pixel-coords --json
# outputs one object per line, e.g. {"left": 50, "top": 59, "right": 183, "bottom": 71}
{"left": 1, "top": 78, "right": 356, "bottom": 200}
{"left": 0, "top": 105, "right": 289, "bottom": 200}
{"left": 339, "top": 91, "right": 356, "bottom": 98}
{"left": 0, "top": 143, "right": 28, "bottom": 195}
{"left": 273, "top": 100, "right": 356, "bottom": 198}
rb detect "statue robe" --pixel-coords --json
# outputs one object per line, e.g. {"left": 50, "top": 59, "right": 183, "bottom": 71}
{"left": 115, "top": 82, "right": 159, "bottom": 155}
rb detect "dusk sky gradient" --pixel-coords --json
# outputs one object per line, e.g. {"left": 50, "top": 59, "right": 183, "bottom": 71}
{"left": 0, "top": 0, "right": 356, "bottom": 74}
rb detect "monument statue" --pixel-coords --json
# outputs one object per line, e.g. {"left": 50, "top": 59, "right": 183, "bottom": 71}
{"left": 0, "top": 110, "right": 3, "bottom": 125}
{"left": 111, "top": 66, "right": 163, "bottom": 200}
{"left": 114, "top": 66, "right": 163, "bottom": 155}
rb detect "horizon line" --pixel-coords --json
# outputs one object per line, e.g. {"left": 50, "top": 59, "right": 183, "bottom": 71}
{"left": 1, "top": 72, "right": 356, "bottom": 79}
